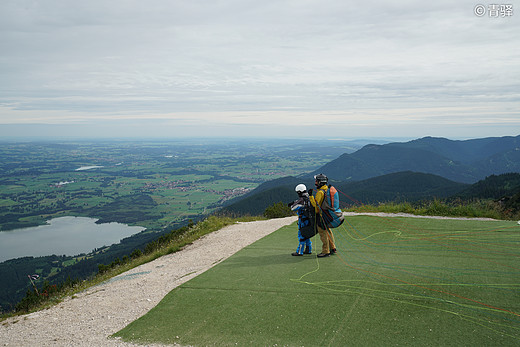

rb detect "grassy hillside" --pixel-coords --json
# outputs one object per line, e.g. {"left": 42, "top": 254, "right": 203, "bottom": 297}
{"left": 114, "top": 216, "right": 520, "bottom": 346}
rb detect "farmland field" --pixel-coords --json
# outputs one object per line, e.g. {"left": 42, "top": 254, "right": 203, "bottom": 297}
{"left": 0, "top": 139, "right": 361, "bottom": 232}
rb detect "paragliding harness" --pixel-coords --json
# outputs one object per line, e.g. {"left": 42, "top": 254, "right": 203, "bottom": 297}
{"left": 317, "top": 185, "right": 344, "bottom": 229}
{"left": 290, "top": 195, "right": 317, "bottom": 240}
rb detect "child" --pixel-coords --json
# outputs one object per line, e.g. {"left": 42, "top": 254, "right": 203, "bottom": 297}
{"left": 288, "top": 184, "right": 314, "bottom": 256}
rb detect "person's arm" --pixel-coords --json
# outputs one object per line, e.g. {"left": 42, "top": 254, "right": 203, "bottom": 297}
{"left": 288, "top": 197, "right": 304, "bottom": 210}
{"left": 310, "top": 190, "right": 324, "bottom": 213}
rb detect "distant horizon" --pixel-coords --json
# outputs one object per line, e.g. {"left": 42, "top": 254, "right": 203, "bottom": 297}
{"left": 1, "top": 134, "right": 519, "bottom": 144}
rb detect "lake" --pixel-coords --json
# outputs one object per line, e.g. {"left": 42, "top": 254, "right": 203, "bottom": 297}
{"left": 75, "top": 165, "right": 104, "bottom": 171}
{"left": 0, "top": 216, "right": 145, "bottom": 263}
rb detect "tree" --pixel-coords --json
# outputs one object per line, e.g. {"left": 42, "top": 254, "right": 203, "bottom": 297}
{"left": 264, "top": 202, "right": 293, "bottom": 219}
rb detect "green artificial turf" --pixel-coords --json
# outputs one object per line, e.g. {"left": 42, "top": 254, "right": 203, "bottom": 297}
{"left": 114, "top": 216, "right": 520, "bottom": 346}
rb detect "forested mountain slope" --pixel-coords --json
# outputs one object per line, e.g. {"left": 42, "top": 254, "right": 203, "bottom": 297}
{"left": 312, "top": 135, "right": 520, "bottom": 183}
{"left": 222, "top": 171, "right": 468, "bottom": 215}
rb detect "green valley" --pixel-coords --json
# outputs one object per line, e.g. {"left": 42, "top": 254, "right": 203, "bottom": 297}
{"left": 0, "top": 139, "right": 358, "bottom": 232}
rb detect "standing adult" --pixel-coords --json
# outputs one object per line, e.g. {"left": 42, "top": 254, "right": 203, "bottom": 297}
{"left": 288, "top": 184, "right": 313, "bottom": 256}
{"left": 310, "top": 173, "right": 339, "bottom": 257}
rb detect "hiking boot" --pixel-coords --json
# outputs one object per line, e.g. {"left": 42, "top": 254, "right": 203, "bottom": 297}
{"left": 292, "top": 252, "right": 303, "bottom": 256}
{"left": 317, "top": 253, "right": 330, "bottom": 258}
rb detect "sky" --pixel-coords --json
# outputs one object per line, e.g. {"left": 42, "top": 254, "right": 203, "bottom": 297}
{"left": 0, "top": 0, "right": 519, "bottom": 140}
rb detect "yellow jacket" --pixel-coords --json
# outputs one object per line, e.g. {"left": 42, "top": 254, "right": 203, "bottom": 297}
{"left": 310, "top": 185, "right": 328, "bottom": 214}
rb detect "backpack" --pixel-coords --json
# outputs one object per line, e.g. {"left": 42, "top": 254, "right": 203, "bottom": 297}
{"left": 291, "top": 196, "right": 317, "bottom": 240}
{"left": 318, "top": 185, "right": 344, "bottom": 229}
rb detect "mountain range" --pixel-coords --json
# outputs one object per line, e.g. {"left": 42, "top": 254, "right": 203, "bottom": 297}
{"left": 312, "top": 135, "right": 520, "bottom": 184}
{"left": 222, "top": 135, "right": 520, "bottom": 216}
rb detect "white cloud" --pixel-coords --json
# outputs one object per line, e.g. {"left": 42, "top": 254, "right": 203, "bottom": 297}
{"left": 0, "top": 0, "right": 519, "bottom": 138}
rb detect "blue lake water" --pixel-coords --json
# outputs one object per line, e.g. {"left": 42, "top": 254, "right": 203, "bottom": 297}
{"left": 0, "top": 216, "right": 145, "bottom": 263}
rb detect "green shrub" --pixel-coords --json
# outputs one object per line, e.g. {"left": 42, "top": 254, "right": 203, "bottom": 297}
{"left": 263, "top": 202, "right": 293, "bottom": 219}
{"left": 98, "top": 264, "right": 109, "bottom": 274}
{"left": 419, "top": 199, "right": 451, "bottom": 216}
{"left": 130, "top": 249, "right": 142, "bottom": 259}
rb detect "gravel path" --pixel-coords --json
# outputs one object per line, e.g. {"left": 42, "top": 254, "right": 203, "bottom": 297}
{"left": 0, "top": 217, "right": 297, "bottom": 347}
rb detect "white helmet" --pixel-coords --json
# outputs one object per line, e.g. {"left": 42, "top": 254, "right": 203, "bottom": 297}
{"left": 295, "top": 184, "right": 307, "bottom": 193}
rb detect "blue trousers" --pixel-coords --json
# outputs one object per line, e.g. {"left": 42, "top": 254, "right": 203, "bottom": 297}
{"left": 296, "top": 229, "right": 312, "bottom": 254}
